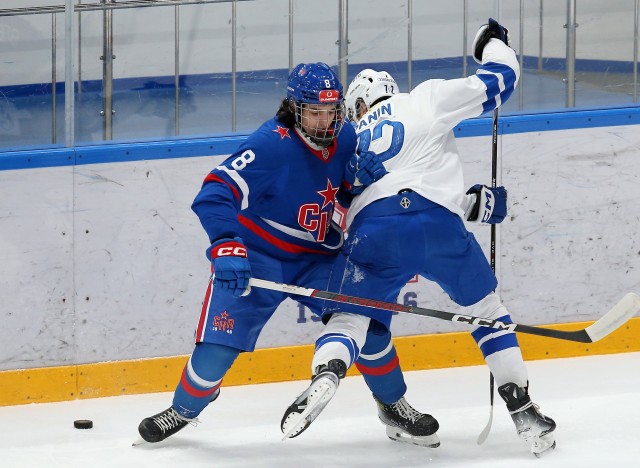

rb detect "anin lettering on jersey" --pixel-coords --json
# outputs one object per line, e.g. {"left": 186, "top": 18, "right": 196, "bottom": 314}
{"left": 212, "top": 311, "right": 235, "bottom": 334}
{"left": 355, "top": 102, "right": 392, "bottom": 130}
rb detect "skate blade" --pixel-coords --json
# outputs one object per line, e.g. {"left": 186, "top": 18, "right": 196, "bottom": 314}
{"left": 534, "top": 441, "right": 556, "bottom": 458}
{"left": 132, "top": 437, "right": 148, "bottom": 447}
{"left": 386, "top": 426, "right": 440, "bottom": 448}
{"left": 281, "top": 381, "right": 337, "bottom": 440}
{"left": 532, "top": 433, "right": 556, "bottom": 457}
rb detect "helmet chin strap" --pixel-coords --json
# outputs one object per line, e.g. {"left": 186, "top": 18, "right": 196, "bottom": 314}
{"left": 356, "top": 100, "right": 369, "bottom": 121}
{"left": 294, "top": 126, "right": 332, "bottom": 149}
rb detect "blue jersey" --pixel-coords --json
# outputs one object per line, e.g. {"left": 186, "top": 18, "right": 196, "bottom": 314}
{"left": 192, "top": 118, "right": 357, "bottom": 260}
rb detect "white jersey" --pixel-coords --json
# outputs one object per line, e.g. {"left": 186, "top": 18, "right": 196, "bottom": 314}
{"left": 346, "top": 39, "right": 520, "bottom": 228}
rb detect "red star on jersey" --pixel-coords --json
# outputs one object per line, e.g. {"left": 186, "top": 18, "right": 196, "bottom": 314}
{"left": 317, "top": 178, "right": 339, "bottom": 209}
{"left": 273, "top": 126, "right": 291, "bottom": 140}
{"left": 220, "top": 311, "right": 229, "bottom": 319}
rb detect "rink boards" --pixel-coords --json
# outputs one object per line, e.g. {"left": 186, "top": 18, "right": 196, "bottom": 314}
{"left": 1, "top": 110, "right": 639, "bottom": 406}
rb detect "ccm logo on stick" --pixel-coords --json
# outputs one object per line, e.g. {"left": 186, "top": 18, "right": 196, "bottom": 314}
{"left": 452, "top": 314, "right": 517, "bottom": 332}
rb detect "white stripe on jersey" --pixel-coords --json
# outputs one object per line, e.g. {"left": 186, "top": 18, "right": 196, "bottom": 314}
{"left": 260, "top": 216, "right": 344, "bottom": 250}
{"left": 477, "top": 68, "right": 506, "bottom": 106}
{"left": 216, "top": 165, "right": 250, "bottom": 210}
{"left": 261, "top": 217, "right": 317, "bottom": 242}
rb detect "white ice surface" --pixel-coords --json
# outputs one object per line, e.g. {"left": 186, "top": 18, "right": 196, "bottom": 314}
{"left": 1, "top": 352, "right": 639, "bottom": 468}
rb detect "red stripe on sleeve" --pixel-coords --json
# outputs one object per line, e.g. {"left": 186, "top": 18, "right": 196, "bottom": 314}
{"left": 204, "top": 173, "right": 241, "bottom": 201}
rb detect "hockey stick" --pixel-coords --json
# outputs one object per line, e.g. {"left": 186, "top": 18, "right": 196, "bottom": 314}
{"left": 476, "top": 373, "right": 494, "bottom": 445}
{"left": 249, "top": 278, "right": 640, "bottom": 343}
{"left": 477, "top": 105, "right": 500, "bottom": 446}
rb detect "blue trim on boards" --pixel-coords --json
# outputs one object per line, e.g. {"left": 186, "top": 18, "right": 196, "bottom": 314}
{"left": 453, "top": 106, "right": 640, "bottom": 138}
{"left": 75, "top": 135, "right": 248, "bottom": 166}
{"left": 1, "top": 107, "right": 639, "bottom": 171}
{"left": 0, "top": 148, "right": 75, "bottom": 171}
{"left": 0, "top": 135, "right": 248, "bottom": 171}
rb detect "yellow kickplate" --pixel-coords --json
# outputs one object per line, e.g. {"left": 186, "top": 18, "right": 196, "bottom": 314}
{"left": 1, "top": 317, "right": 638, "bottom": 407}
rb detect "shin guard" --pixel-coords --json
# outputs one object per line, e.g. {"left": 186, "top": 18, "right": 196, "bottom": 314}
{"left": 172, "top": 342, "right": 239, "bottom": 418}
{"left": 355, "top": 320, "right": 406, "bottom": 404}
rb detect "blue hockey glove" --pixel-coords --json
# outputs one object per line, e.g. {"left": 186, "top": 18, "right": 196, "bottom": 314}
{"left": 206, "top": 237, "right": 252, "bottom": 297}
{"left": 357, "top": 151, "right": 388, "bottom": 186}
{"left": 472, "top": 18, "right": 511, "bottom": 63}
{"left": 346, "top": 151, "right": 388, "bottom": 194}
{"left": 464, "top": 184, "right": 507, "bottom": 224}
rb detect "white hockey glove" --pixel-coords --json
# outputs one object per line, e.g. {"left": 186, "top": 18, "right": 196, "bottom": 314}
{"left": 472, "top": 18, "right": 511, "bottom": 64}
{"left": 464, "top": 184, "right": 507, "bottom": 224}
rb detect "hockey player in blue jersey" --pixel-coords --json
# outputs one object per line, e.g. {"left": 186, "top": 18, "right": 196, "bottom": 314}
{"left": 281, "top": 20, "right": 556, "bottom": 456}
{"left": 137, "top": 62, "right": 432, "bottom": 445}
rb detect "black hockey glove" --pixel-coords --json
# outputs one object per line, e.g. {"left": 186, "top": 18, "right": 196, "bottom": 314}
{"left": 472, "top": 18, "right": 511, "bottom": 64}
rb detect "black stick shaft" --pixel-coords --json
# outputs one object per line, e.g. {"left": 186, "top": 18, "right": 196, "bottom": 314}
{"left": 309, "top": 289, "right": 593, "bottom": 343}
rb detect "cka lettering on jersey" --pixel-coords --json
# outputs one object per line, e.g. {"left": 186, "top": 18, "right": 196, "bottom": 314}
{"left": 297, "top": 178, "right": 338, "bottom": 242}
{"left": 212, "top": 311, "right": 235, "bottom": 334}
{"left": 356, "top": 102, "right": 392, "bottom": 130}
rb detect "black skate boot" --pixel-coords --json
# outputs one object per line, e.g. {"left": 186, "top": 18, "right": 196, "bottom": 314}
{"left": 138, "top": 407, "right": 193, "bottom": 443}
{"left": 137, "top": 389, "right": 219, "bottom": 444}
{"left": 281, "top": 359, "right": 347, "bottom": 439}
{"left": 374, "top": 395, "right": 440, "bottom": 448}
{"left": 498, "top": 382, "right": 556, "bottom": 457}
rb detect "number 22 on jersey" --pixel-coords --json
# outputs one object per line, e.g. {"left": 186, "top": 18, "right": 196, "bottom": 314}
{"left": 356, "top": 119, "right": 405, "bottom": 162}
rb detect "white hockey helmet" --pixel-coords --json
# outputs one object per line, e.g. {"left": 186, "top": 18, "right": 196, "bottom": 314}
{"left": 345, "top": 69, "right": 399, "bottom": 121}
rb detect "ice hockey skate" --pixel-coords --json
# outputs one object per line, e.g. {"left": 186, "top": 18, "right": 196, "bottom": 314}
{"left": 281, "top": 359, "right": 347, "bottom": 439}
{"left": 374, "top": 395, "right": 440, "bottom": 448}
{"left": 498, "top": 382, "right": 556, "bottom": 457}
{"left": 137, "top": 407, "right": 196, "bottom": 443}
{"left": 136, "top": 388, "right": 219, "bottom": 444}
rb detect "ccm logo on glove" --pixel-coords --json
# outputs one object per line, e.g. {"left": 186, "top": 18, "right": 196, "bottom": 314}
{"left": 212, "top": 244, "right": 247, "bottom": 257}
{"left": 481, "top": 191, "right": 494, "bottom": 223}
{"left": 464, "top": 184, "right": 507, "bottom": 225}
{"left": 206, "top": 237, "right": 252, "bottom": 297}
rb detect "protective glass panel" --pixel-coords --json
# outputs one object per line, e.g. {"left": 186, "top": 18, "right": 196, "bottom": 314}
{"left": 0, "top": 4, "right": 67, "bottom": 150}
{"left": 346, "top": 0, "right": 410, "bottom": 90}
{"left": 0, "top": 1, "right": 639, "bottom": 150}
{"left": 234, "top": 0, "right": 290, "bottom": 133}
{"left": 176, "top": 3, "right": 233, "bottom": 136}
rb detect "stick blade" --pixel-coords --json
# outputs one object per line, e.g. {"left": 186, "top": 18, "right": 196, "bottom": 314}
{"left": 476, "top": 409, "right": 493, "bottom": 445}
{"left": 586, "top": 293, "right": 640, "bottom": 342}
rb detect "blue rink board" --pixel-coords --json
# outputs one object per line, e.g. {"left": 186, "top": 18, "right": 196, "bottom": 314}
{"left": 1, "top": 106, "right": 639, "bottom": 171}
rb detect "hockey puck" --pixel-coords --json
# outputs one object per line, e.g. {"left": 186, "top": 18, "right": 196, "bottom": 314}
{"left": 74, "top": 419, "right": 93, "bottom": 429}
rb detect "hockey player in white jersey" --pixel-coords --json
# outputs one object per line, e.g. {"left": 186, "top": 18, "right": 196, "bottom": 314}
{"left": 281, "top": 19, "right": 556, "bottom": 456}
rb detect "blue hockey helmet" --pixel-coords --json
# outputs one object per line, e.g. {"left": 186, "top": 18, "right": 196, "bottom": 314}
{"left": 287, "top": 62, "right": 344, "bottom": 104}
{"left": 286, "top": 63, "right": 346, "bottom": 147}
